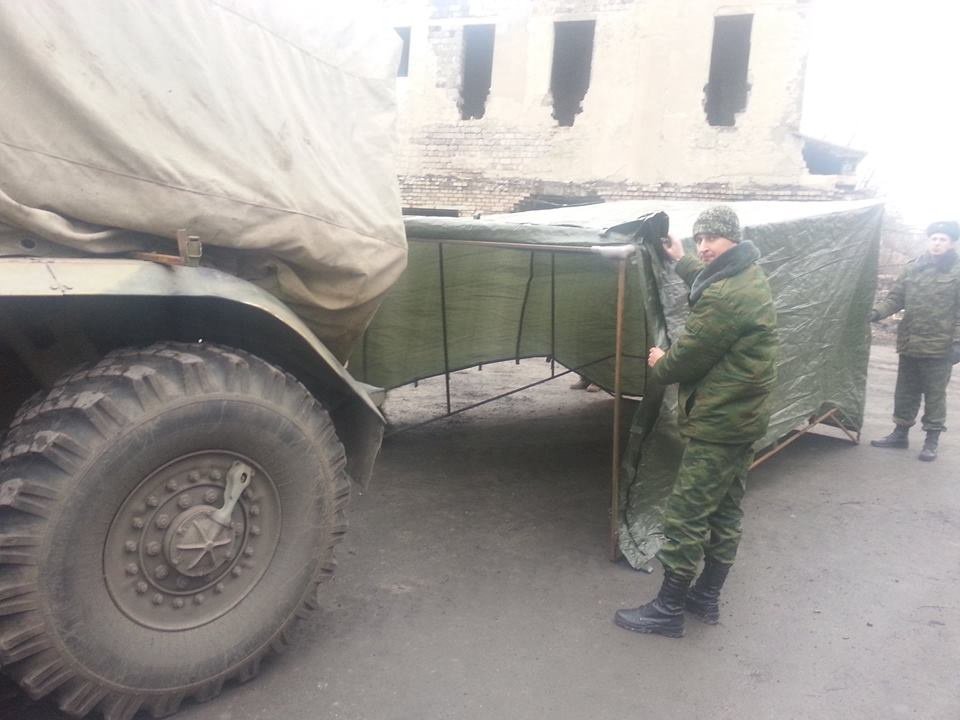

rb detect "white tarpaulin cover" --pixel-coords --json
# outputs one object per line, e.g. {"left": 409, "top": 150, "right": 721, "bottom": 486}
{"left": 0, "top": 0, "right": 407, "bottom": 359}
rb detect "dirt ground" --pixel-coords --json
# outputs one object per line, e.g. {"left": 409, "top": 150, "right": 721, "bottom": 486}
{"left": 4, "top": 342, "right": 960, "bottom": 720}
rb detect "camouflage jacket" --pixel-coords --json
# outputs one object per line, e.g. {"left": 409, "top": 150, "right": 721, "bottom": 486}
{"left": 873, "top": 250, "right": 960, "bottom": 357}
{"left": 650, "top": 241, "right": 778, "bottom": 444}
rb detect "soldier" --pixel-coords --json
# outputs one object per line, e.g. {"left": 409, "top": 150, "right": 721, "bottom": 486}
{"left": 614, "top": 205, "right": 778, "bottom": 638}
{"left": 870, "top": 220, "right": 960, "bottom": 461}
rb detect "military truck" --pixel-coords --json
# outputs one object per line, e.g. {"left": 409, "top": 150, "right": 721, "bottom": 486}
{"left": 0, "top": 3, "right": 405, "bottom": 718}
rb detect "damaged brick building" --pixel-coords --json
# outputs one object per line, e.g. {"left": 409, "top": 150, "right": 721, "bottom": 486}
{"left": 377, "top": 0, "right": 868, "bottom": 216}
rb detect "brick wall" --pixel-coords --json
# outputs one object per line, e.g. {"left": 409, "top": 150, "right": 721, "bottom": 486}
{"left": 399, "top": 173, "right": 871, "bottom": 215}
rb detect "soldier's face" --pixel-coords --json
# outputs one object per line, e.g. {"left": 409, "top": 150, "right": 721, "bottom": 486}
{"left": 695, "top": 234, "right": 737, "bottom": 264}
{"left": 928, "top": 233, "right": 956, "bottom": 256}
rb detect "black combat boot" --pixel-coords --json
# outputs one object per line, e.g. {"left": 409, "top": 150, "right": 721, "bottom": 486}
{"left": 919, "top": 431, "right": 941, "bottom": 462}
{"left": 870, "top": 425, "right": 909, "bottom": 449}
{"left": 684, "top": 558, "right": 732, "bottom": 625}
{"left": 614, "top": 569, "right": 691, "bottom": 638}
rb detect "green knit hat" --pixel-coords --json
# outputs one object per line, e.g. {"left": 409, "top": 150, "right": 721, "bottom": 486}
{"left": 692, "top": 205, "right": 741, "bottom": 243}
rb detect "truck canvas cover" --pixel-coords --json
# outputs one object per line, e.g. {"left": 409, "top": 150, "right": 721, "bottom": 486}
{"left": 0, "top": 0, "right": 407, "bottom": 360}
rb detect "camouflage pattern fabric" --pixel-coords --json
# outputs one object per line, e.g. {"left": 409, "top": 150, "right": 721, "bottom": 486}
{"left": 893, "top": 356, "right": 953, "bottom": 431}
{"left": 656, "top": 439, "right": 753, "bottom": 578}
{"left": 691, "top": 205, "right": 742, "bottom": 242}
{"left": 650, "top": 242, "right": 779, "bottom": 444}
{"left": 873, "top": 251, "right": 960, "bottom": 357}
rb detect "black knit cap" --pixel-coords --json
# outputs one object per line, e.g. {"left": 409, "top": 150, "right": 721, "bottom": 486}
{"left": 927, "top": 220, "right": 960, "bottom": 241}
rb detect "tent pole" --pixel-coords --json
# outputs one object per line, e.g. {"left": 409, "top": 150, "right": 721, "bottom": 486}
{"left": 550, "top": 253, "right": 556, "bottom": 377}
{"left": 610, "top": 257, "right": 627, "bottom": 561}
{"left": 438, "top": 243, "right": 452, "bottom": 415}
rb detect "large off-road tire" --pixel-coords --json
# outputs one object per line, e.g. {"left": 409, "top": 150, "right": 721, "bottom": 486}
{"left": 0, "top": 343, "right": 350, "bottom": 719}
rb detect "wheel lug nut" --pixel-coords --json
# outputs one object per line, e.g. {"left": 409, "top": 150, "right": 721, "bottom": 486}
{"left": 188, "top": 471, "right": 201, "bottom": 483}
{"left": 156, "top": 514, "right": 170, "bottom": 529}
{"left": 132, "top": 517, "right": 145, "bottom": 529}
{"left": 136, "top": 581, "right": 148, "bottom": 594}
{"left": 177, "top": 495, "right": 192, "bottom": 509}
{"left": 194, "top": 594, "right": 205, "bottom": 605}
{"left": 211, "top": 470, "right": 223, "bottom": 481}
{"left": 124, "top": 541, "right": 137, "bottom": 553}
{"left": 172, "top": 598, "right": 184, "bottom": 609}
{"left": 146, "top": 541, "right": 161, "bottom": 556}
{"left": 250, "top": 505, "right": 260, "bottom": 517}
{"left": 224, "top": 550, "right": 235, "bottom": 560}
{"left": 231, "top": 566, "right": 242, "bottom": 577}
{"left": 152, "top": 593, "right": 164, "bottom": 605}
{"left": 214, "top": 583, "right": 225, "bottom": 594}
{"left": 155, "top": 565, "right": 169, "bottom": 579}
{"left": 251, "top": 525, "right": 261, "bottom": 536}
{"left": 204, "top": 490, "right": 218, "bottom": 503}
{"left": 166, "top": 479, "right": 179, "bottom": 492}
{"left": 243, "top": 547, "right": 254, "bottom": 557}
{"left": 125, "top": 563, "right": 139, "bottom": 576}
{"left": 146, "top": 495, "right": 159, "bottom": 508}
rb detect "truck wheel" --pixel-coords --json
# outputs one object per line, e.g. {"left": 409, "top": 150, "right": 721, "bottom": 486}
{"left": 0, "top": 343, "right": 350, "bottom": 719}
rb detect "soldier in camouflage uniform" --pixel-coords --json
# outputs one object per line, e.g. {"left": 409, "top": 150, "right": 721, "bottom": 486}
{"left": 615, "top": 205, "right": 778, "bottom": 638}
{"left": 871, "top": 220, "right": 960, "bottom": 461}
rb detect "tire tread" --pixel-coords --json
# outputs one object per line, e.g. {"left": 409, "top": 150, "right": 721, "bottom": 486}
{"left": 0, "top": 342, "right": 351, "bottom": 718}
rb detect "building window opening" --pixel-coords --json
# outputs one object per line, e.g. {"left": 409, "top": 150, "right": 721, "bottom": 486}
{"left": 459, "top": 24, "right": 495, "bottom": 120}
{"left": 550, "top": 20, "right": 595, "bottom": 127}
{"left": 395, "top": 27, "right": 411, "bottom": 77}
{"left": 704, "top": 14, "right": 753, "bottom": 127}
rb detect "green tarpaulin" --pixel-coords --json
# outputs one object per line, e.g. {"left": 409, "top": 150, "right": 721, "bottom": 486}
{"left": 351, "top": 200, "right": 883, "bottom": 568}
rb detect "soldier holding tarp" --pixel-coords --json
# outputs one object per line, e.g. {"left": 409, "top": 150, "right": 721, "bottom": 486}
{"left": 615, "top": 206, "right": 778, "bottom": 638}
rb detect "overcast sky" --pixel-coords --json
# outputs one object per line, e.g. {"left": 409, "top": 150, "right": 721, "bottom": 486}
{"left": 800, "top": 0, "right": 959, "bottom": 224}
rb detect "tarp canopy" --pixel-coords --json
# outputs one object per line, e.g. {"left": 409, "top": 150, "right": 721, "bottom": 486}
{"left": 0, "top": 0, "right": 407, "bottom": 360}
{"left": 353, "top": 200, "right": 883, "bottom": 567}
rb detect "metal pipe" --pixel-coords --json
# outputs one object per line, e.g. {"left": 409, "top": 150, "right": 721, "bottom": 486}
{"left": 550, "top": 252, "right": 556, "bottom": 378}
{"left": 410, "top": 237, "right": 636, "bottom": 258}
{"left": 515, "top": 252, "right": 536, "bottom": 364}
{"left": 750, "top": 408, "right": 841, "bottom": 469}
{"left": 385, "top": 367, "right": 578, "bottom": 438}
{"left": 610, "top": 256, "right": 628, "bottom": 562}
{"left": 438, "top": 244, "right": 452, "bottom": 415}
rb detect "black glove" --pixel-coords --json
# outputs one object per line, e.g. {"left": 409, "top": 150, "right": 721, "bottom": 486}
{"left": 952, "top": 343, "right": 960, "bottom": 365}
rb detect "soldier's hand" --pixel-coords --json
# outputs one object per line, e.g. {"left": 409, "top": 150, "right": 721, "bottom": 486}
{"left": 648, "top": 347, "right": 666, "bottom": 367}
{"left": 660, "top": 235, "right": 684, "bottom": 263}
{"left": 869, "top": 309, "right": 880, "bottom": 323}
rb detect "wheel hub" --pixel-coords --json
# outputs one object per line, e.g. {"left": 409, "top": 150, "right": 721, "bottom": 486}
{"left": 164, "top": 506, "right": 237, "bottom": 578}
{"left": 103, "top": 452, "right": 281, "bottom": 631}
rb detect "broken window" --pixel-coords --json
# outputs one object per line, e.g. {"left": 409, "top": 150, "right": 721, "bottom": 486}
{"left": 459, "top": 24, "right": 495, "bottom": 120}
{"left": 801, "top": 138, "right": 865, "bottom": 176}
{"left": 395, "top": 27, "right": 411, "bottom": 77}
{"left": 704, "top": 15, "right": 753, "bottom": 127}
{"left": 550, "top": 20, "right": 595, "bottom": 127}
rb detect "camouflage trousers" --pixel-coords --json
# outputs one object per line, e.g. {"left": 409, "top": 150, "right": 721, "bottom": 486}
{"left": 893, "top": 355, "right": 953, "bottom": 432}
{"left": 656, "top": 438, "right": 754, "bottom": 579}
